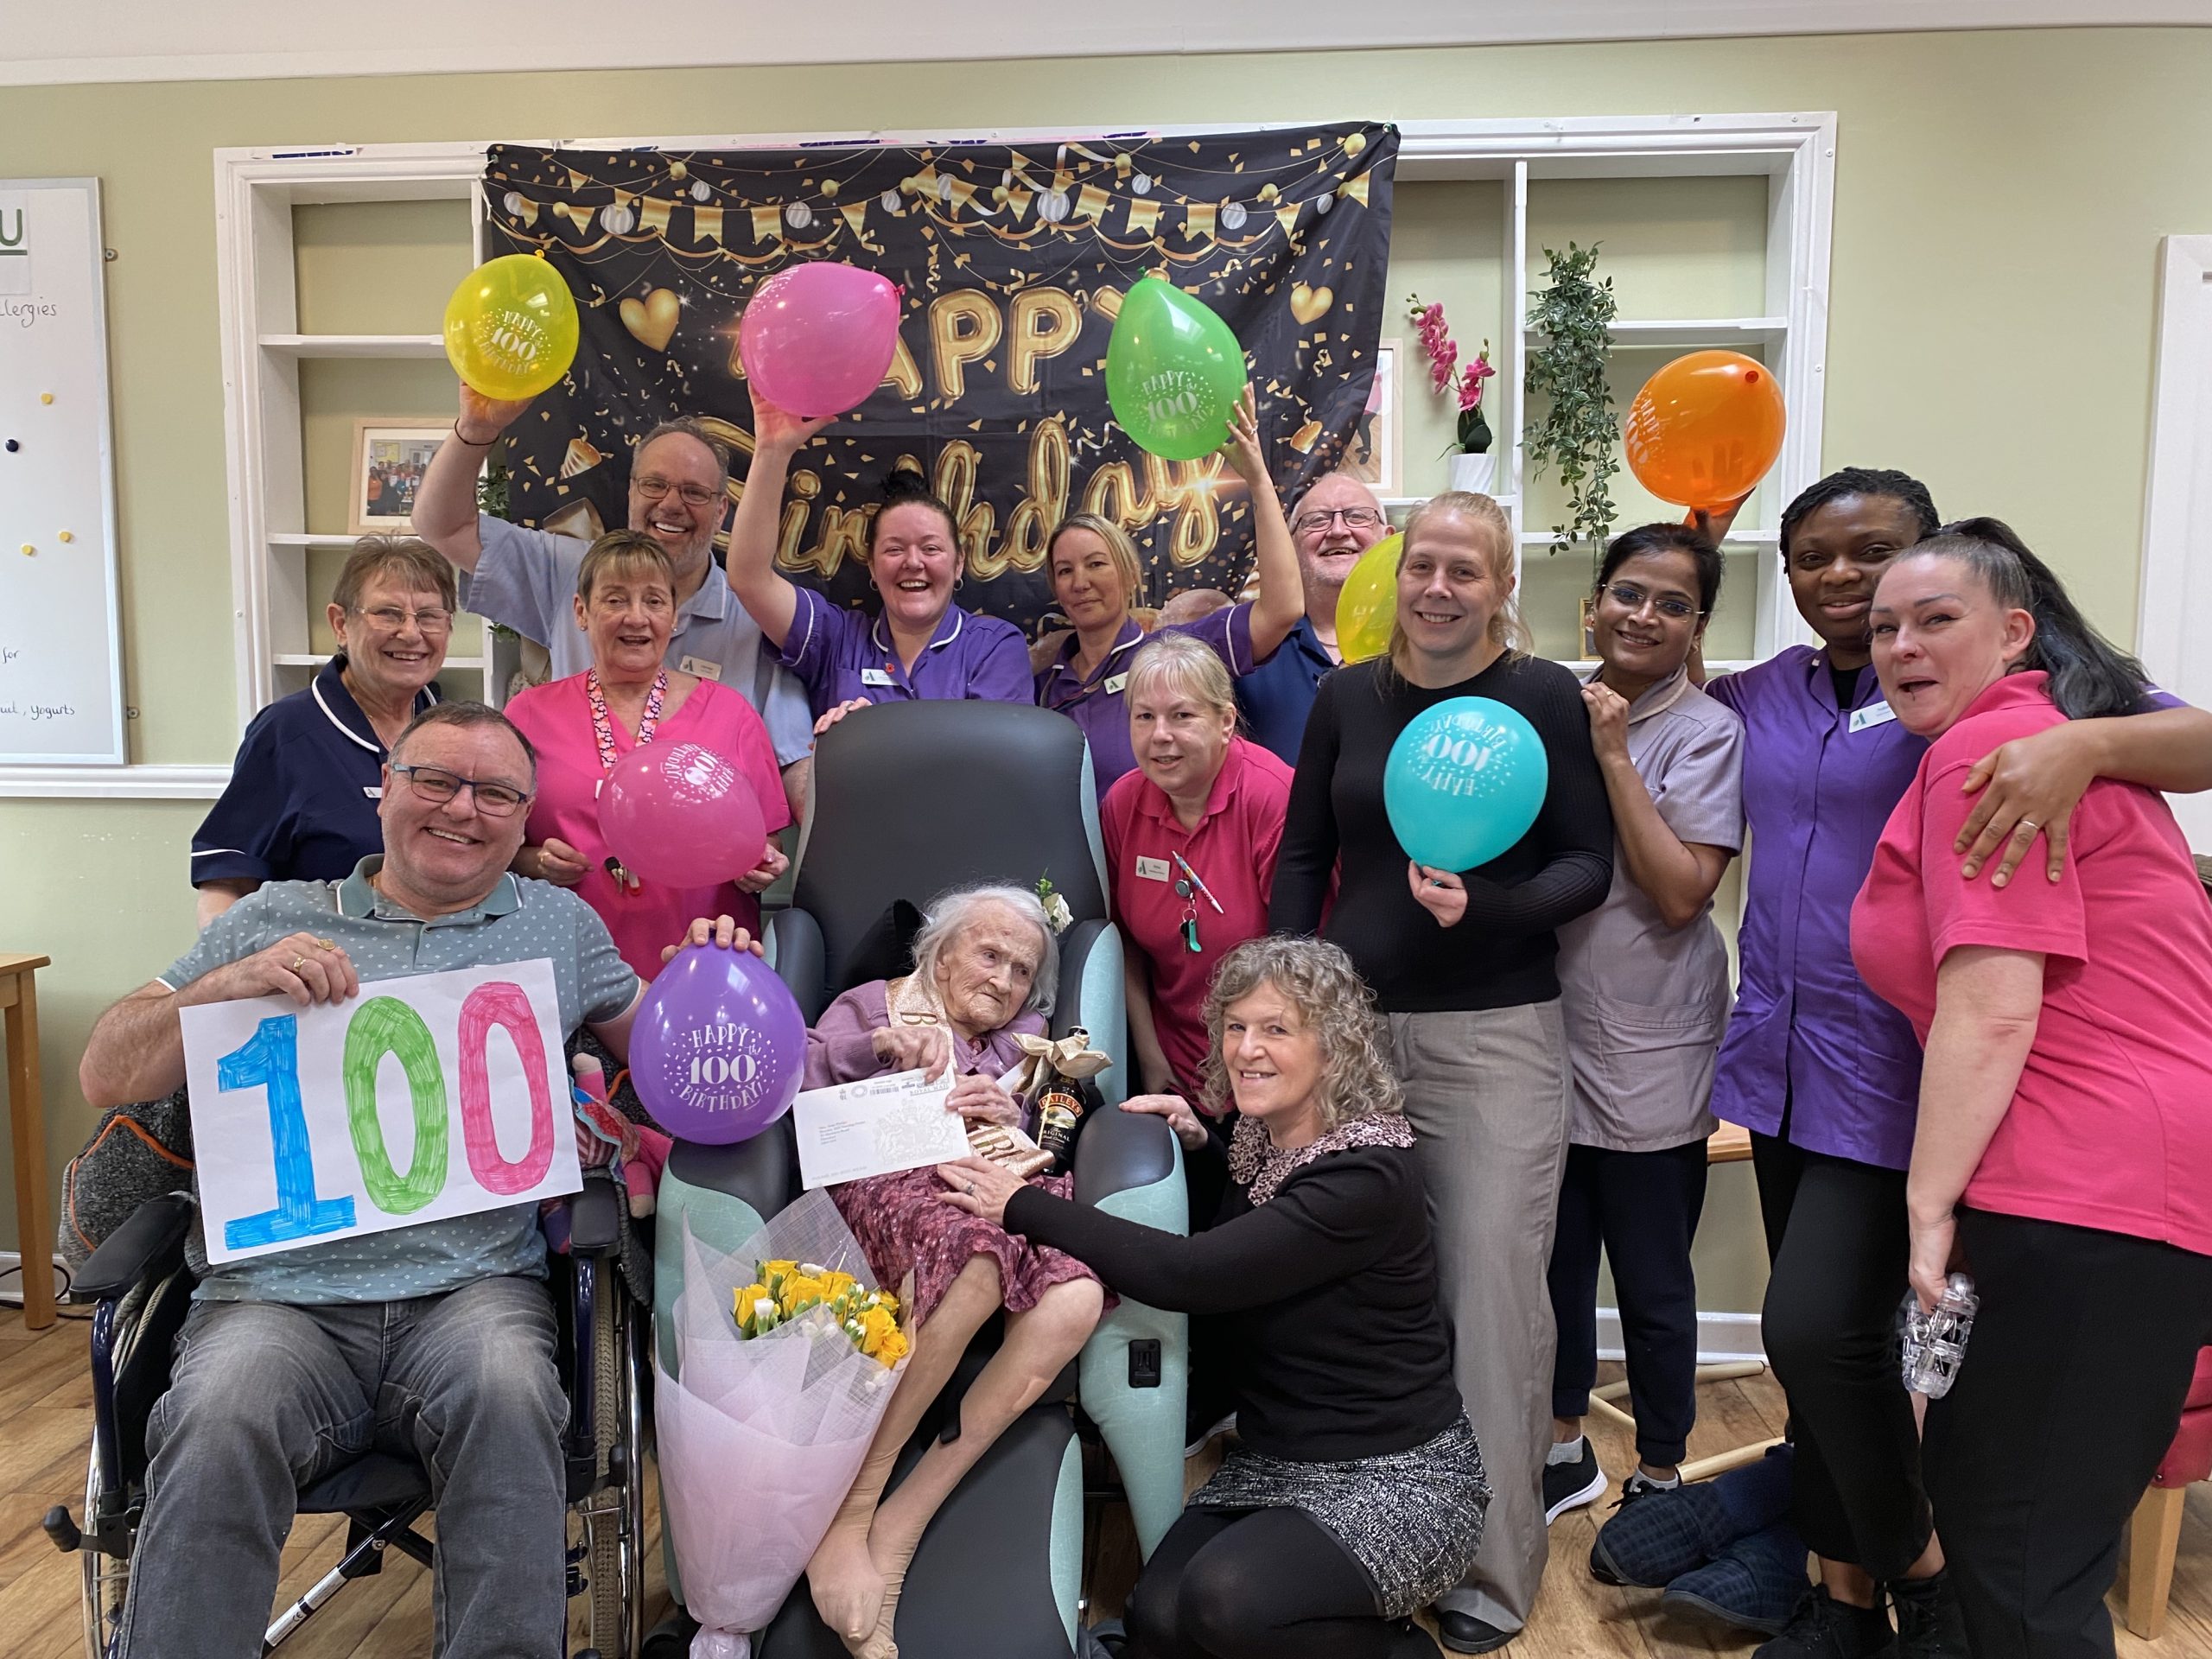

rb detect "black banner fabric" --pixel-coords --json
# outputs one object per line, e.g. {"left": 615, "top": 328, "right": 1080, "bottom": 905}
{"left": 481, "top": 125, "right": 1396, "bottom": 632}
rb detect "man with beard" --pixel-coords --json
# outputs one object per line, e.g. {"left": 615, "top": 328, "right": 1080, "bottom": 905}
{"left": 415, "top": 385, "right": 813, "bottom": 811}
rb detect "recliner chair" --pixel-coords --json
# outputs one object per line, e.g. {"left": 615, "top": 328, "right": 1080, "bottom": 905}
{"left": 653, "top": 701, "right": 1188, "bottom": 1659}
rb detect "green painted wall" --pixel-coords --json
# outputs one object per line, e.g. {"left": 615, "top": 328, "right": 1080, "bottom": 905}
{"left": 3, "top": 28, "right": 2209, "bottom": 1318}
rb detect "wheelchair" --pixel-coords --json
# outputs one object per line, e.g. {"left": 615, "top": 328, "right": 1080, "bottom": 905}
{"left": 652, "top": 701, "right": 1190, "bottom": 1659}
{"left": 41, "top": 1170, "right": 649, "bottom": 1659}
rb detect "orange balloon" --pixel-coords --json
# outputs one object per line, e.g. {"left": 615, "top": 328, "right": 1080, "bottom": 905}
{"left": 1624, "top": 350, "right": 1787, "bottom": 510}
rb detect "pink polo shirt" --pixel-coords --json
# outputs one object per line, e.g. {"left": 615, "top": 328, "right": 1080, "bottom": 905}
{"left": 1852, "top": 671, "right": 2212, "bottom": 1256}
{"left": 1101, "top": 737, "right": 1296, "bottom": 1101}
{"left": 504, "top": 674, "right": 792, "bottom": 980}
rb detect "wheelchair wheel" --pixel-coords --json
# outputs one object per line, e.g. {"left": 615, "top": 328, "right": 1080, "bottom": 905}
{"left": 577, "top": 1283, "right": 647, "bottom": 1658}
{"left": 79, "top": 1447, "right": 128, "bottom": 1659}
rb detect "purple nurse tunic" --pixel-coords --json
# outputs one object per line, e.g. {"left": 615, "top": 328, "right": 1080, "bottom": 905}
{"left": 779, "top": 585, "right": 1032, "bottom": 720}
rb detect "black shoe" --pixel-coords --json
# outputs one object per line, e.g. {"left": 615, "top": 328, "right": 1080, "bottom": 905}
{"left": 1661, "top": 1521, "right": 1811, "bottom": 1635}
{"left": 1589, "top": 1478, "right": 1738, "bottom": 1587}
{"left": 1885, "top": 1569, "right": 1969, "bottom": 1656}
{"left": 1543, "top": 1440, "right": 1608, "bottom": 1522}
{"left": 1752, "top": 1586, "right": 1895, "bottom": 1658}
{"left": 1433, "top": 1609, "right": 1516, "bottom": 1653}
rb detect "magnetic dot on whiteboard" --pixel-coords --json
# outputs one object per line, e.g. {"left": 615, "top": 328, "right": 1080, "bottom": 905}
{"left": 40, "top": 393, "right": 54, "bottom": 405}
{"left": 19, "top": 544, "right": 33, "bottom": 556}
{"left": 58, "top": 531, "right": 74, "bottom": 543}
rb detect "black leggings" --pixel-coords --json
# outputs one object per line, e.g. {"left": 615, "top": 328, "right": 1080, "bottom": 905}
{"left": 1927, "top": 1207, "right": 2212, "bottom": 1658}
{"left": 1752, "top": 1132, "right": 1932, "bottom": 1580}
{"left": 1124, "top": 1506, "right": 1440, "bottom": 1659}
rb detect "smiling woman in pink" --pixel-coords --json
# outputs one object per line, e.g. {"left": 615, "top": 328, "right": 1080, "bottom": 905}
{"left": 503, "top": 530, "right": 791, "bottom": 977}
{"left": 1851, "top": 519, "right": 2212, "bottom": 1658}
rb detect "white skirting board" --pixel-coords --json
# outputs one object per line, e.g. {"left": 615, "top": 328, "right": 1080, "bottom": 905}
{"left": 1596, "top": 1306, "right": 1765, "bottom": 1366}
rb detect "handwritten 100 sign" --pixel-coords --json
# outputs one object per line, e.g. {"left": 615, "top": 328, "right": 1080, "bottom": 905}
{"left": 178, "top": 960, "right": 582, "bottom": 1263}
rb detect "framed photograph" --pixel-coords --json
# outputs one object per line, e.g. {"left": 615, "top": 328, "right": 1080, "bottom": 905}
{"left": 1345, "top": 337, "right": 1401, "bottom": 497}
{"left": 349, "top": 421, "right": 448, "bottom": 535}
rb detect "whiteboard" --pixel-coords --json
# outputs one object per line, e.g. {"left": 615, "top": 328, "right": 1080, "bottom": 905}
{"left": 0, "top": 178, "right": 125, "bottom": 765}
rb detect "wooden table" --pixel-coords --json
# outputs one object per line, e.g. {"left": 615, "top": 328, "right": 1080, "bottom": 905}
{"left": 1, "top": 955, "right": 53, "bottom": 1330}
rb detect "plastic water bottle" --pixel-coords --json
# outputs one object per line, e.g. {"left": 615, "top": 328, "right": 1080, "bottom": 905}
{"left": 1902, "top": 1274, "right": 1978, "bottom": 1398}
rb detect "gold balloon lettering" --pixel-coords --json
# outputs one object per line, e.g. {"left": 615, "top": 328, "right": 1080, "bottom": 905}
{"left": 885, "top": 334, "right": 924, "bottom": 400}
{"left": 931, "top": 442, "right": 998, "bottom": 571}
{"left": 991, "top": 416, "right": 1072, "bottom": 579}
{"left": 930, "top": 292, "right": 1002, "bottom": 402}
{"left": 1007, "top": 288, "right": 1081, "bottom": 395}
{"left": 1081, "top": 461, "right": 1155, "bottom": 532}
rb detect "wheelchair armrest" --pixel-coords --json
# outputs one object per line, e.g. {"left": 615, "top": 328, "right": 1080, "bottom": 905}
{"left": 1072, "top": 1103, "right": 1178, "bottom": 1209}
{"left": 563, "top": 1169, "right": 623, "bottom": 1256}
{"left": 1053, "top": 918, "right": 1127, "bottom": 1109}
{"left": 72, "top": 1192, "right": 196, "bottom": 1303}
{"left": 764, "top": 907, "right": 829, "bottom": 1025}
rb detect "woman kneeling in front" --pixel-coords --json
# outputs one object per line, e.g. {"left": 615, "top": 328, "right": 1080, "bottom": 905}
{"left": 1853, "top": 521, "right": 2212, "bottom": 1657}
{"left": 943, "top": 936, "right": 1486, "bottom": 1659}
{"left": 802, "top": 883, "right": 1104, "bottom": 1659}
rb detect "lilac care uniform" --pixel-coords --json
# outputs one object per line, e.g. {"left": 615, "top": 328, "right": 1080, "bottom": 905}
{"left": 779, "top": 585, "right": 1031, "bottom": 719}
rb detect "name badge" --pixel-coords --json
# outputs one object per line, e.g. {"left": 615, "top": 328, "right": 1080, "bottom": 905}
{"left": 860, "top": 668, "right": 896, "bottom": 688}
{"left": 361, "top": 785, "right": 382, "bottom": 800}
{"left": 1849, "top": 701, "right": 1899, "bottom": 734}
{"left": 1135, "top": 855, "right": 1173, "bottom": 882}
{"left": 1103, "top": 673, "right": 1129, "bottom": 696}
{"left": 678, "top": 655, "right": 723, "bottom": 683}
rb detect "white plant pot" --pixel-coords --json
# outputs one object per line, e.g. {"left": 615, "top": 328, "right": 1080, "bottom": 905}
{"left": 1448, "top": 451, "right": 1497, "bottom": 495}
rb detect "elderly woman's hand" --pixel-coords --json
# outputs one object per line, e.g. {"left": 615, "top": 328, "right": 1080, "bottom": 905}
{"left": 936, "top": 1154, "right": 1027, "bottom": 1227}
{"left": 662, "top": 915, "right": 765, "bottom": 965}
{"left": 522, "top": 837, "right": 592, "bottom": 887}
{"left": 946, "top": 1071, "right": 1022, "bottom": 1127}
{"left": 870, "top": 1023, "right": 951, "bottom": 1082}
{"left": 1121, "top": 1092, "right": 1210, "bottom": 1151}
{"left": 735, "top": 842, "right": 790, "bottom": 895}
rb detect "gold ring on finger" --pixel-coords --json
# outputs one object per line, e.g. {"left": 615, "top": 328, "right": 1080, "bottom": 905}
{"left": 290, "top": 955, "right": 308, "bottom": 971}
{"left": 315, "top": 936, "right": 336, "bottom": 950}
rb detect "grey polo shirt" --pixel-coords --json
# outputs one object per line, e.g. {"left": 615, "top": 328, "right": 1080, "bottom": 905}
{"left": 157, "top": 858, "right": 641, "bottom": 1305}
{"left": 461, "top": 514, "right": 815, "bottom": 766}
{"left": 1554, "top": 668, "right": 1745, "bottom": 1152}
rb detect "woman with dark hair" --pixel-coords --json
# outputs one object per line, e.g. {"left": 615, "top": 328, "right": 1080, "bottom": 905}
{"left": 1596, "top": 471, "right": 2212, "bottom": 1659}
{"left": 1271, "top": 492, "right": 1611, "bottom": 1653}
{"left": 1543, "top": 524, "right": 1743, "bottom": 1520}
{"left": 943, "top": 935, "right": 1485, "bottom": 1659}
{"left": 721, "top": 385, "right": 1032, "bottom": 730}
{"left": 1854, "top": 521, "right": 2212, "bottom": 1656}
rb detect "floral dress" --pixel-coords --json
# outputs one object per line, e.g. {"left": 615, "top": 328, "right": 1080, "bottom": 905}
{"left": 804, "top": 978, "right": 1101, "bottom": 1325}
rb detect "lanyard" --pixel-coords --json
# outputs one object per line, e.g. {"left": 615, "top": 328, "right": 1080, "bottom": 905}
{"left": 587, "top": 668, "right": 668, "bottom": 773}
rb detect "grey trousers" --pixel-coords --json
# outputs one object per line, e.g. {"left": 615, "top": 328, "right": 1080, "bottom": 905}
{"left": 120, "top": 1275, "right": 568, "bottom": 1659}
{"left": 1389, "top": 1000, "right": 1572, "bottom": 1634}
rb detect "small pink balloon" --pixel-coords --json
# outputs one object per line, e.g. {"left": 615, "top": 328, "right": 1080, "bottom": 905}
{"left": 597, "top": 741, "right": 767, "bottom": 890}
{"left": 740, "top": 262, "right": 903, "bottom": 418}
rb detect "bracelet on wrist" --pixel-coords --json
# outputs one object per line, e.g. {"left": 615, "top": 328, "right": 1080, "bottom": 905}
{"left": 452, "top": 421, "right": 498, "bottom": 448}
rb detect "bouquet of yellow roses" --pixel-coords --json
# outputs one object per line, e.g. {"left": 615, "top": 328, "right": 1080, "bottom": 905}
{"left": 734, "top": 1261, "right": 910, "bottom": 1366}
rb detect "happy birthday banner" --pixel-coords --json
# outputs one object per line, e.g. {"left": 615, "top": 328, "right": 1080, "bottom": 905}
{"left": 480, "top": 124, "right": 1397, "bottom": 630}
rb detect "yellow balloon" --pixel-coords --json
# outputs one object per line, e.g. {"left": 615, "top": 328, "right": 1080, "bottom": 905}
{"left": 442, "top": 254, "right": 581, "bottom": 402}
{"left": 1334, "top": 532, "right": 1402, "bottom": 664}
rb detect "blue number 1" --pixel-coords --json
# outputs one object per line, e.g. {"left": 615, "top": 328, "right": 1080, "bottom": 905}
{"left": 218, "top": 1014, "right": 356, "bottom": 1251}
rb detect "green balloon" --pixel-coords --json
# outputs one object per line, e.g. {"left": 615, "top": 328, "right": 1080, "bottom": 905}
{"left": 1105, "top": 276, "right": 1247, "bottom": 461}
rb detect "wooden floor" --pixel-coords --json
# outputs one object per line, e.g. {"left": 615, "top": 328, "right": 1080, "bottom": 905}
{"left": 6, "top": 1309, "right": 2212, "bottom": 1658}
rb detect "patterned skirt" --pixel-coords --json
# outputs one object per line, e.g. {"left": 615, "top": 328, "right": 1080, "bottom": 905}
{"left": 1188, "top": 1414, "right": 1490, "bottom": 1618}
{"left": 830, "top": 1167, "right": 1102, "bottom": 1326}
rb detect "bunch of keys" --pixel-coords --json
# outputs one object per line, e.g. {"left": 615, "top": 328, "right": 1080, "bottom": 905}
{"left": 1173, "top": 852, "right": 1222, "bottom": 954}
{"left": 602, "top": 855, "right": 643, "bottom": 898}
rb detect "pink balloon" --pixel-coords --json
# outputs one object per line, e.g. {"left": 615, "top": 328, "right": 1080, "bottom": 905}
{"left": 596, "top": 741, "right": 767, "bottom": 890}
{"left": 740, "top": 262, "right": 903, "bottom": 418}
{"left": 631, "top": 941, "right": 807, "bottom": 1144}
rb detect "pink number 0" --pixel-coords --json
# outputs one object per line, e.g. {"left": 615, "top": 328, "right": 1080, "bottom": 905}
{"left": 456, "top": 982, "right": 556, "bottom": 1194}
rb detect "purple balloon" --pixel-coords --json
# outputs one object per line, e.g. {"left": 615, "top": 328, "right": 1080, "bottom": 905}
{"left": 631, "top": 943, "right": 807, "bottom": 1145}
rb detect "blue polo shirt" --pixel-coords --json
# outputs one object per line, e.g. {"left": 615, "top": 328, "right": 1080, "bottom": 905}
{"left": 191, "top": 657, "right": 438, "bottom": 889}
{"left": 1182, "top": 601, "right": 1339, "bottom": 766}
{"left": 779, "top": 585, "right": 1032, "bottom": 719}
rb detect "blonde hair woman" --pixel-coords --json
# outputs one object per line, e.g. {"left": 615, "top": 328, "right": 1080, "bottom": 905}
{"left": 944, "top": 936, "right": 1487, "bottom": 1659}
{"left": 1269, "top": 491, "right": 1613, "bottom": 1651}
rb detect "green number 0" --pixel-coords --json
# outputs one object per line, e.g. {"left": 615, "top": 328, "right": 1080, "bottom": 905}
{"left": 341, "top": 995, "right": 449, "bottom": 1213}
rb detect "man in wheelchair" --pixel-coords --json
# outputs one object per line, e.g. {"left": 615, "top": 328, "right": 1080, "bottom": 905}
{"left": 73, "top": 702, "right": 663, "bottom": 1659}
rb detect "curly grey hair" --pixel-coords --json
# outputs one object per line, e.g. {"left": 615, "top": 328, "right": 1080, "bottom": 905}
{"left": 1197, "top": 937, "right": 1402, "bottom": 1128}
{"left": 908, "top": 883, "right": 1059, "bottom": 1018}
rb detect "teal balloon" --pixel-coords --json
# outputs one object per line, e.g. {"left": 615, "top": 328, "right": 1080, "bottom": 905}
{"left": 1105, "top": 276, "right": 1247, "bottom": 461}
{"left": 1384, "top": 697, "right": 1550, "bottom": 872}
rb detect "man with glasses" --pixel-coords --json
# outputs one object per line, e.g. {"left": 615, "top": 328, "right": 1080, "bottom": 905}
{"left": 1185, "top": 471, "right": 1391, "bottom": 764}
{"left": 80, "top": 700, "right": 747, "bottom": 1659}
{"left": 414, "top": 391, "right": 813, "bottom": 810}
{"left": 192, "top": 537, "right": 461, "bottom": 925}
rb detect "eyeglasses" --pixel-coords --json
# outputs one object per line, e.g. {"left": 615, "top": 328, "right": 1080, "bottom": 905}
{"left": 1599, "top": 582, "right": 1700, "bottom": 622}
{"left": 632, "top": 474, "right": 722, "bottom": 509}
{"left": 1293, "top": 506, "right": 1384, "bottom": 535}
{"left": 390, "top": 763, "right": 531, "bottom": 817}
{"left": 357, "top": 606, "right": 454, "bottom": 632}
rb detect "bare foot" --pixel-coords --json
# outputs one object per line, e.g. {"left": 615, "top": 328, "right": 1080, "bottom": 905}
{"left": 806, "top": 1524, "right": 886, "bottom": 1652}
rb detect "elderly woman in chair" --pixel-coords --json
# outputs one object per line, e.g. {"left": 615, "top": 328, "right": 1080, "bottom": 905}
{"left": 803, "top": 882, "right": 1106, "bottom": 1658}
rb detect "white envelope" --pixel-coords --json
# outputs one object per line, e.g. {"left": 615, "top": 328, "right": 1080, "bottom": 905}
{"left": 791, "top": 1067, "right": 971, "bottom": 1190}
